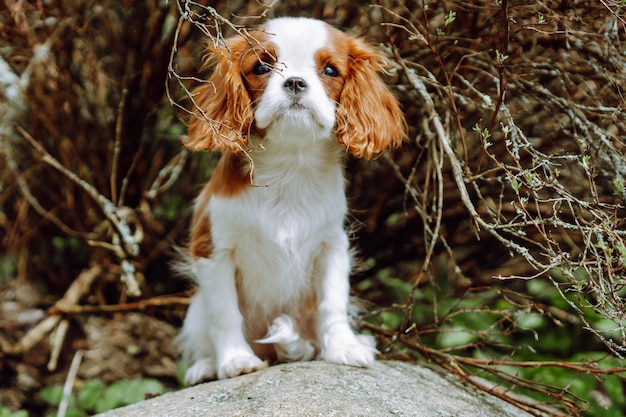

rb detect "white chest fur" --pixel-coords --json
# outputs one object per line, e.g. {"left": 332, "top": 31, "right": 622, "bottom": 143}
{"left": 207, "top": 143, "right": 348, "bottom": 313}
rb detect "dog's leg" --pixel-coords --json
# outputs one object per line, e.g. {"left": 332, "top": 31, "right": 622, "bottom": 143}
{"left": 315, "top": 233, "right": 377, "bottom": 367}
{"left": 182, "top": 253, "right": 268, "bottom": 383}
{"left": 178, "top": 293, "right": 217, "bottom": 385}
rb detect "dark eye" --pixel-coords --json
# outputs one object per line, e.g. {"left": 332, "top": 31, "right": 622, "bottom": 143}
{"left": 253, "top": 62, "right": 271, "bottom": 75}
{"left": 322, "top": 64, "right": 339, "bottom": 77}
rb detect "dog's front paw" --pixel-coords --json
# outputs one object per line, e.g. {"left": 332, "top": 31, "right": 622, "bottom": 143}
{"left": 185, "top": 358, "right": 217, "bottom": 386}
{"left": 217, "top": 353, "right": 268, "bottom": 379}
{"left": 321, "top": 333, "right": 377, "bottom": 367}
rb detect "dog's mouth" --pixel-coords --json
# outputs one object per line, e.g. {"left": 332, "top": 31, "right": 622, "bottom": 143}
{"left": 277, "top": 98, "right": 317, "bottom": 119}
{"left": 255, "top": 95, "right": 336, "bottom": 134}
{"left": 288, "top": 100, "right": 305, "bottom": 109}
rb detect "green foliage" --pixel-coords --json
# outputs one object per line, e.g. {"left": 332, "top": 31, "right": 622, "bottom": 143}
{"left": 77, "top": 380, "right": 103, "bottom": 410}
{"left": 613, "top": 178, "right": 624, "bottom": 195}
{"left": 495, "top": 49, "right": 509, "bottom": 63}
{"left": 0, "top": 406, "right": 29, "bottom": 417}
{"left": 519, "top": 353, "right": 625, "bottom": 417}
{"left": 175, "top": 360, "right": 189, "bottom": 388}
{"left": 40, "top": 386, "right": 66, "bottom": 407}
{"left": 436, "top": 9, "right": 456, "bottom": 35}
{"left": 153, "top": 194, "right": 187, "bottom": 221}
{"left": 50, "top": 236, "right": 87, "bottom": 268}
{"left": 97, "top": 379, "right": 165, "bottom": 413}
{"left": 41, "top": 378, "right": 166, "bottom": 416}
{"left": 368, "top": 263, "right": 626, "bottom": 415}
{"left": 156, "top": 105, "right": 185, "bottom": 137}
{"left": 0, "top": 255, "right": 17, "bottom": 283}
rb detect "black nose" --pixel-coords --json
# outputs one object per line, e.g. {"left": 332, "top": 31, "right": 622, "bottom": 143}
{"left": 283, "top": 77, "right": 308, "bottom": 94}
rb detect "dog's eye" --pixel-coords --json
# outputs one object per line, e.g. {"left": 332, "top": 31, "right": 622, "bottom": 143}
{"left": 253, "top": 62, "right": 272, "bottom": 75}
{"left": 322, "top": 65, "right": 339, "bottom": 77}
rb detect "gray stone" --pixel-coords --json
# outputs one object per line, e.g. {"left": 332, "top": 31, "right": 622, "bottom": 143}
{"left": 95, "top": 360, "right": 533, "bottom": 416}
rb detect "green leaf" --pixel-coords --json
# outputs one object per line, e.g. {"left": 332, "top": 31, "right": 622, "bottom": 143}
{"left": 59, "top": 409, "right": 87, "bottom": 417}
{"left": 495, "top": 49, "right": 509, "bottom": 63}
{"left": 516, "top": 313, "right": 546, "bottom": 330}
{"left": 0, "top": 407, "right": 29, "bottom": 417}
{"left": 78, "top": 380, "right": 103, "bottom": 410}
{"left": 94, "top": 379, "right": 165, "bottom": 413}
{"left": 40, "top": 386, "right": 64, "bottom": 406}
{"left": 124, "top": 379, "right": 165, "bottom": 404}
{"left": 567, "top": 373, "right": 595, "bottom": 397}
{"left": 444, "top": 10, "right": 456, "bottom": 26}
{"left": 94, "top": 380, "right": 130, "bottom": 413}
{"left": 379, "top": 311, "right": 404, "bottom": 331}
{"left": 175, "top": 360, "right": 189, "bottom": 388}
{"left": 438, "top": 327, "right": 477, "bottom": 348}
{"left": 613, "top": 178, "right": 624, "bottom": 195}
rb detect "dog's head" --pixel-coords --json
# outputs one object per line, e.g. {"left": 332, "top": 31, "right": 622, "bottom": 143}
{"left": 186, "top": 17, "right": 405, "bottom": 159}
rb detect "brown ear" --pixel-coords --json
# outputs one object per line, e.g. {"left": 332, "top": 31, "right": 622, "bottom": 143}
{"left": 335, "top": 38, "right": 406, "bottom": 159}
{"left": 185, "top": 37, "right": 253, "bottom": 154}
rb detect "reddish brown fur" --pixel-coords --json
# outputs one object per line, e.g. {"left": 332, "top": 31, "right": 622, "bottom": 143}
{"left": 314, "top": 47, "right": 346, "bottom": 103}
{"left": 329, "top": 28, "right": 406, "bottom": 159}
{"left": 185, "top": 23, "right": 406, "bottom": 261}
{"left": 185, "top": 33, "right": 272, "bottom": 259}
{"left": 190, "top": 211, "right": 212, "bottom": 259}
{"left": 185, "top": 33, "right": 272, "bottom": 154}
{"left": 204, "top": 151, "right": 251, "bottom": 198}
{"left": 189, "top": 152, "right": 250, "bottom": 259}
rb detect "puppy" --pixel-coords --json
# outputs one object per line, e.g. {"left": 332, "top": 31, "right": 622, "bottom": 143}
{"left": 177, "top": 17, "right": 405, "bottom": 385}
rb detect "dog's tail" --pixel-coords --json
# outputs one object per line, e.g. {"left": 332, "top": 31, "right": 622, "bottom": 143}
{"left": 169, "top": 244, "right": 200, "bottom": 285}
{"left": 256, "top": 315, "right": 316, "bottom": 362}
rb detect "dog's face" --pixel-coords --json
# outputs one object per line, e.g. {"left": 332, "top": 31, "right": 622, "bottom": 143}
{"left": 244, "top": 18, "right": 340, "bottom": 141}
{"left": 186, "top": 17, "right": 405, "bottom": 159}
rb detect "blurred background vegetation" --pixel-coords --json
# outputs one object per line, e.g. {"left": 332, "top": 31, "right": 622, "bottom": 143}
{"left": 1, "top": 1, "right": 625, "bottom": 416}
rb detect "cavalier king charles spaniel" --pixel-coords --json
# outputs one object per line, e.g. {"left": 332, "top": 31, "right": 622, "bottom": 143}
{"left": 177, "top": 17, "right": 405, "bottom": 385}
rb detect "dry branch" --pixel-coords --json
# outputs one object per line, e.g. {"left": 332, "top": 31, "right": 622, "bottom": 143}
{"left": 1, "top": 1, "right": 625, "bottom": 415}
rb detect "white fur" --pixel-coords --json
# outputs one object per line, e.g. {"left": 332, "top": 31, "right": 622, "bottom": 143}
{"left": 254, "top": 18, "right": 336, "bottom": 135}
{"left": 257, "top": 315, "right": 316, "bottom": 362}
{"left": 178, "top": 17, "right": 377, "bottom": 385}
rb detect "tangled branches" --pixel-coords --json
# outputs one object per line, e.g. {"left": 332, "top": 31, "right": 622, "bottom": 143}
{"left": 360, "top": 1, "right": 626, "bottom": 415}
{"left": 386, "top": 0, "right": 626, "bottom": 351}
{"left": 0, "top": 0, "right": 189, "bottom": 372}
{"left": 1, "top": 0, "right": 625, "bottom": 415}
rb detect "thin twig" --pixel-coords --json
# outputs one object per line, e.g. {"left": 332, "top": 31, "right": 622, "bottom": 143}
{"left": 58, "top": 350, "right": 84, "bottom": 417}
{"left": 111, "top": 87, "right": 128, "bottom": 206}
{"left": 17, "top": 127, "right": 141, "bottom": 257}
{"left": 49, "top": 294, "right": 192, "bottom": 315}
{"left": 14, "top": 265, "right": 101, "bottom": 355}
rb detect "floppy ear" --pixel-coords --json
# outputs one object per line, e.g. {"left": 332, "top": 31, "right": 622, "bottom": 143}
{"left": 335, "top": 38, "right": 406, "bottom": 159}
{"left": 185, "top": 36, "right": 253, "bottom": 154}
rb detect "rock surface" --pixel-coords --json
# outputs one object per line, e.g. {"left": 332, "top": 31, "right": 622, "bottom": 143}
{"left": 96, "top": 360, "right": 532, "bottom": 417}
